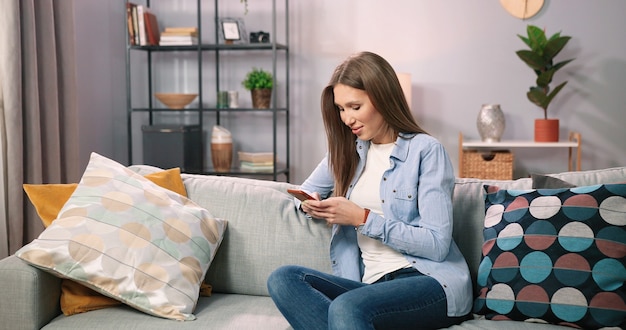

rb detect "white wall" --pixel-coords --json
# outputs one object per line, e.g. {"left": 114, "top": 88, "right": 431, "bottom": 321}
{"left": 287, "top": 0, "right": 626, "bottom": 183}
{"left": 74, "top": 0, "right": 626, "bottom": 184}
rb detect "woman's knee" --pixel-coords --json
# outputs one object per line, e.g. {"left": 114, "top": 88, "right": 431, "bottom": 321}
{"left": 328, "top": 293, "right": 370, "bottom": 328}
{"left": 267, "top": 265, "right": 301, "bottom": 292}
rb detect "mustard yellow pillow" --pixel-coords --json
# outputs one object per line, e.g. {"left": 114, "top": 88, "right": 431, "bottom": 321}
{"left": 23, "top": 167, "right": 188, "bottom": 315}
{"left": 23, "top": 183, "right": 76, "bottom": 228}
{"left": 23, "top": 168, "right": 187, "bottom": 228}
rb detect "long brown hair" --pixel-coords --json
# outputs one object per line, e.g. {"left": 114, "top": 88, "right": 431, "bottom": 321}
{"left": 321, "top": 51, "right": 427, "bottom": 196}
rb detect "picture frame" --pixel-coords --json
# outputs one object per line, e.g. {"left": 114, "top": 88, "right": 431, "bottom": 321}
{"left": 218, "top": 17, "right": 248, "bottom": 44}
{"left": 222, "top": 21, "right": 240, "bottom": 40}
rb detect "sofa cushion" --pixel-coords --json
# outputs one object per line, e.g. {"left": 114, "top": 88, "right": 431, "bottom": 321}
{"left": 473, "top": 183, "right": 626, "bottom": 328}
{"left": 16, "top": 153, "right": 227, "bottom": 321}
{"left": 181, "top": 174, "right": 333, "bottom": 296}
{"left": 42, "top": 294, "right": 290, "bottom": 330}
{"left": 548, "top": 167, "right": 626, "bottom": 187}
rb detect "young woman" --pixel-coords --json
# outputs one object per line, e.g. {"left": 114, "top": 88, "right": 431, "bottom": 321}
{"left": 267, "top": 51, "right": 472, "bottom": 329}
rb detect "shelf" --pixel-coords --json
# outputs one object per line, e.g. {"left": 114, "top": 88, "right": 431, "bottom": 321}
{"left": 203, "top": 167, "right": 290, "bottom": 176}
{"left": 126, "top": 0, "right": 290, "bottom": 182}
{"left": 461, "top": 140, "right": 578, "bottom": 148}
{"left": 130, "top": 43, "right": 289, "bottom": 52}
{"left": 459, "top": 132, "right": 582, "bottom": 174}
{"left": 130, "top": 107, "right": 289, "bottom": 113}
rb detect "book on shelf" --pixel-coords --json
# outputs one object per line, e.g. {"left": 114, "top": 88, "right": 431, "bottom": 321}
{"left": 131, "top": 4, "right": 139, "bottom": 45}
{"left": 161, "top": 31, "right": 198, "bottom": 37}
{"left": 162, "top": 31, "right": 198, "bottom": 37}
{"left": 136, "top": 5, "right": 147, "bottom": 45}
{"left": 240, "top": 162, "right": 274, "bottom": 173}
{"left": 160, "top": 35, "right": 198, "bottom": 42}
{"left": 159, "top": 37, "right": 198, "bottom": 46}
{"left": 238, "top": 152, "right": 275, "bottom": 163}
{"left": 162, "top": 27, "right": 198, "bottom": 37}
{"left": 143, "top": 8, "right": 160, "bottom": 45}
{"left": 163, "top": 27, "right": 198, "bottom": 34}
{"left": 240, "top": 160, "right": 273, "bottom": 167}
{"left": 159, "top": 27, "right": 198, "bottom": 46}
{"left": 126, "top": 2, "right": 136, "bottom": 45}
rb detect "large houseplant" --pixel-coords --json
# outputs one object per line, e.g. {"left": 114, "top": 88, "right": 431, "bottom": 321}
{"left": 242, "top": 67, "right": 273, "bottom": 109}
{"left": 516, "top": 25, "right": 575, "bottom": 142}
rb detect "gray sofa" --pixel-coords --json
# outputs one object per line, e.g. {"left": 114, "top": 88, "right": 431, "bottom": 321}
{"left": 1, "top": 165, "right": 625, "bottom": 330}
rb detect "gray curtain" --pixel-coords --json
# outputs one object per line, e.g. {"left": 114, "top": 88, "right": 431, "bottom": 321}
{"left": 0, "top": 0, "right": 79, "bottom": 258}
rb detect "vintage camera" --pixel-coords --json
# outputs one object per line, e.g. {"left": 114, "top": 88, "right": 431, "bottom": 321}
{"left": 249, "top": 31, "right": 270, "bottom": 43}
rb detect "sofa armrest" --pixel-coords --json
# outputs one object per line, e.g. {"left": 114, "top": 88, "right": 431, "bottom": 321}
{"left": 0, "top": 255, "right": 62, "bottom": 329}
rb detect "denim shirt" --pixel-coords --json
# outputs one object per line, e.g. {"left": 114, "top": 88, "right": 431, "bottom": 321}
{"left": 300, "top": 133, "right": 473, "bottom": 317}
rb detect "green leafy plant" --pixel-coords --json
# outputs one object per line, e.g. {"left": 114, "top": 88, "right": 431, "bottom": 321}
{"left": 242, "top": 68, "right": 273, "bottom": 90}
{"left": 241, "top": 0, "right": 248, "bottom": 15}
{"left": 516, "top": 25, "right": 575, "bottom": 119}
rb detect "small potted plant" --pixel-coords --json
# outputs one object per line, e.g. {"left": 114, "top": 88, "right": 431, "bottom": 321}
{"left": 242, "top": 67, "right": 273, "bottom": 109}
{"left": 516, "top": 25, "right": 575, "bottom": 142}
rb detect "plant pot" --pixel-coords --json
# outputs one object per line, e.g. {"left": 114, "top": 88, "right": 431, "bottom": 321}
{"left": 534, "top": 119, "right": 559, "bottom": 142}
{"left": 251, "top": 88, "right": 272, "bottom": 109}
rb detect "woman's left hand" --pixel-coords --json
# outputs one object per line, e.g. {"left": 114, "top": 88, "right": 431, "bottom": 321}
{"left": 301, "top": 197, "right": 365, "bottom": 227}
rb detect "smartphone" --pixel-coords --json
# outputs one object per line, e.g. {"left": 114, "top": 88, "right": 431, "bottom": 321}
{"left": 287, "top": 189, "right": 315, "bottom": 202}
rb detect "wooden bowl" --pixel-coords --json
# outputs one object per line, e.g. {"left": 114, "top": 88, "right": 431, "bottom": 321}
{"left": 155, "top": 93, "right": 198, "bottom": 109}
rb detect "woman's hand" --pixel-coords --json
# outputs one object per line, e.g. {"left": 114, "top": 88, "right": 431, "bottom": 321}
{"left": 301, "top": 197, "right": 365, "bottom": 227}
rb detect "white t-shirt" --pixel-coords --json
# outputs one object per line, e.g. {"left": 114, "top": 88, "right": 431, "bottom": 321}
{"left": 349, "top": 142, "right": 411, "bottom": 283}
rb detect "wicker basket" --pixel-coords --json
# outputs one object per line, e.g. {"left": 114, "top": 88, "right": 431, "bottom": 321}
{"left": 461, "top": 150, "right": 513, "bottom": 180}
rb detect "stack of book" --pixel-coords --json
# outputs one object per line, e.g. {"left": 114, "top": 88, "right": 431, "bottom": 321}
{"left": 238, "top": 152, "right": 275, "bottom": 172}
{"left": 159, "top": 27, "right": 198, "bottom": 46}
{"left": 126, "top": 3, "right": 160, "bottom": 46}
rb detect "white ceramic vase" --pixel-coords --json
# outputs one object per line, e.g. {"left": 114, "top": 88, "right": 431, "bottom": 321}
{"left": 476, "top": 104, "right": 505, "bottom": 142}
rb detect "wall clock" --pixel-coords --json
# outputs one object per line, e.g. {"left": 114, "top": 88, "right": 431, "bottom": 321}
{"left": 500, "top": 0, "right": 544, "bottom": 19}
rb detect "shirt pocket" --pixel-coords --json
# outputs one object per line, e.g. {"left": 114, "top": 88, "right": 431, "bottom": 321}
{"left": 391, "top": 186, "right": 418, "bottom": 221}
{"left": 394, "top": 186, "right": 417, "bottom": 201}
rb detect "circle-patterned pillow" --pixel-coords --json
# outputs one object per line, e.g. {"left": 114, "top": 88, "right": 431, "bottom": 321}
{"left": 474, "top": 184, "right": 626, "bottom": 328}
{"left": 17, "top": 153, "right": 228, "bottom": 321}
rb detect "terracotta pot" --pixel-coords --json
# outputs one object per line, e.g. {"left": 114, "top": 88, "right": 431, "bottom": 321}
{"left": 534, "top": 119, "right": 559, "bottom": 142}
{"left": 251, "top": 88, "right": 272, "bottom": 109}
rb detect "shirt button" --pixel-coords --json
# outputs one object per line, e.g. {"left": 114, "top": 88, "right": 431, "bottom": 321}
{"left": 407, "top": 194, "right": 412, "bottom": 198}
{"left": 332, "top": 260, "right": 337, "bottom": 265}
{"left": 381, "top": 199, "right": 385, "bottom": 203}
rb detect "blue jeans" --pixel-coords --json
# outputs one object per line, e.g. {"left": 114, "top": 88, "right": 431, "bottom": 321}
{"left": 267, "top": 265, "right": 468, "bottom": 330}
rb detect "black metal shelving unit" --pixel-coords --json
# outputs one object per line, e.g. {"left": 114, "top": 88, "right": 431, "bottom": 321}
{"left": 125, "top": 0, "right": 290, "bottom": 182}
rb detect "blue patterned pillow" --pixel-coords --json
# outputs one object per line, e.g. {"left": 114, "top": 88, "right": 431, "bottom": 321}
{"left": 473, "top": 184, "right": 626, "bottom": 328}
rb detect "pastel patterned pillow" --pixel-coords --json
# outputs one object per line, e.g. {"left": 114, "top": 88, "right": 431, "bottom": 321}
{"left": 16, "top": 152, "right": 227, "bottom": 321}
{"left": 474, "top": 184, "right": 626, "bottom": 328}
